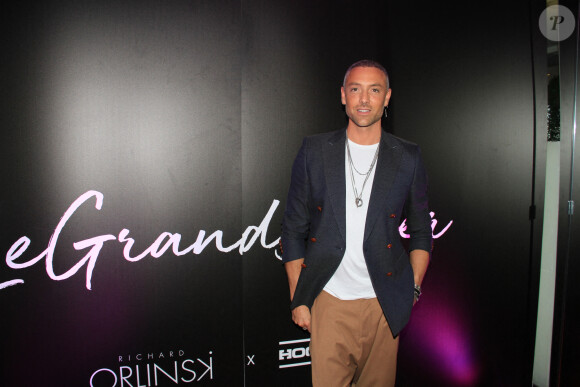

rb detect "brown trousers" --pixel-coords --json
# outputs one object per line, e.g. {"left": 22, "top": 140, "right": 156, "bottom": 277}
{"left": 310, "top": 291, "right": 399, "bottom": 387}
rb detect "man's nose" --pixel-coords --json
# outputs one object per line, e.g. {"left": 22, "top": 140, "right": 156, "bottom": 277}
{"left": 360, "top": 90, "right": 369, "bottom": 103}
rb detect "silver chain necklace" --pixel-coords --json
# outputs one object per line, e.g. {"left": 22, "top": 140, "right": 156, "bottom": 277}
{"left": 346, "top": 138, "right": 380, "bottom": 208}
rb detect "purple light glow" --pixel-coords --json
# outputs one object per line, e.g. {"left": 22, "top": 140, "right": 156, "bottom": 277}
{"left": 405, "top": 301, "right": 479, "bottom": 385}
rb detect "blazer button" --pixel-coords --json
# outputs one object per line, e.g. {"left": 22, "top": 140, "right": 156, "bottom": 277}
{"left": 386, "top": 272, "right": 393, "bottom": 277}
{"left": 386, "top": 243, "right": 392, "bottom": 248}
{"left": 317, "top": 206, "right": 323, "bottom": 212}
{"left": 389, "top": 213, "right": 396, "bottom": 218}
{"left": 301, "top": 263, "right": 307, "bottom": 268}
{"left": 311, "top": 237, "right": 317, "bottom": 242}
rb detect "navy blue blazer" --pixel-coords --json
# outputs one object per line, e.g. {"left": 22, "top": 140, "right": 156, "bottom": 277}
{"left": 281, "top": 129, "right": 432, "bottom": 336}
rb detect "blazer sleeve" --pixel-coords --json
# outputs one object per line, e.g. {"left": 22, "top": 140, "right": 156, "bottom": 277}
{"left": 281, "top": 138, "right": 311, "bottom": 262}
{"left": 404, "top": 146, "right": 433, "bottom": 253}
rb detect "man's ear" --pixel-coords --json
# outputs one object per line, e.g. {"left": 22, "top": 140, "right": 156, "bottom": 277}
{"left": 384, "top": 88, "right": 392, "bottom": 107}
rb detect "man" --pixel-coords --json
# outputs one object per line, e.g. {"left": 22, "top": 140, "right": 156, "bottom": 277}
{"left": 280, "top": 59, "right": 432, "bottom": 386}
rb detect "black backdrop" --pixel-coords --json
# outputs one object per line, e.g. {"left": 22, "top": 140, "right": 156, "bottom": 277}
{"left": 0, "top": 1, "right": 563, "bottom": 386}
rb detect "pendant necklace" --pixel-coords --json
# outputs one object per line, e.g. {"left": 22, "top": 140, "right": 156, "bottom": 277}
{"left": 346, "top": 138, "right": 380, "bottom": 208}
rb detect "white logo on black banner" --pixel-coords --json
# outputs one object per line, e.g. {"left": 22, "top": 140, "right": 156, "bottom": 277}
{"left": 90, "top": 350, "right": 213, "bottom": 386}
{"left": 1, "top": 190, "right": 452, "bottom": 291}
{"left": 278, "top": 339, "right": 311, "bottom": 369}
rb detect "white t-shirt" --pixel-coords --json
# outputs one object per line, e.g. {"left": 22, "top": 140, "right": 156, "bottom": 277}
{"left": 324, "top": 138, "right": 379, "bottom": 300}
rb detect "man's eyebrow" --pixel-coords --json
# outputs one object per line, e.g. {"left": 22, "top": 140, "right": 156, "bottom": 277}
{"left": 345, "top": 82, "right": 384, "bottom": 87}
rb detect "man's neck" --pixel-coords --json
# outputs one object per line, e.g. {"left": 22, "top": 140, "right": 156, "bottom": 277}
{"left": 346, "top": 123, "right": 382, "bottom": 145}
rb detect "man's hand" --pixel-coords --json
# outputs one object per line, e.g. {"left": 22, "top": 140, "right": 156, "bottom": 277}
{"left": 410, "top": 249, "right": 429, "bottom": 307}
{"left": 292, "top": 305, "right": 311, "bottom": 332}
{"left": 285, "top": 259, "right": 311, "bottom": 332}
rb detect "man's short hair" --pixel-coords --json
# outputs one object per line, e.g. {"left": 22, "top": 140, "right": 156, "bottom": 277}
{"left": 343, "top": 59, "right": 390, "bottom": 89}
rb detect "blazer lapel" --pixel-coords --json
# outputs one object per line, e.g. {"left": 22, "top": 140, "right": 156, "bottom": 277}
{"left": 364, "top": 132, "right": 403, "bottom": 241}
{"left": 323, "top": 130, "right": 347, "bottom": 243}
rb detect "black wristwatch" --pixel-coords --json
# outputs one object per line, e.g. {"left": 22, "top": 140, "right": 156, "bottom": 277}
{"left": 414, "top": 284, "right": 422, "bottom": 302}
